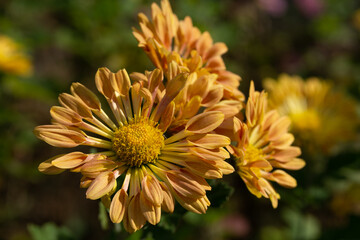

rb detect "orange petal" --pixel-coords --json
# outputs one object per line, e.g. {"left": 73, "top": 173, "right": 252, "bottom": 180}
{"left": 159, "top": 182, "right": 174, "bottom": 213}
{"left": 201, "top": 85, "right": 223, "bottom": 108}
{"left": 34, "top": 126, "right": 86, "bottom": 148}
{"left": 81, "top": 159, "right": 117, "bottom": 178}
{"left": 51, "top": 152, "right": 87, "bottom": 169}
{"left": 204, "top": 42, "right": 228, "bottom": 60}
{"left": 109, "top": 189, "right": 128, "bottom": 223}
{"left": 127, "top": 194, "right": 146, "bottom": 231}
{"left": 269, "top": 158, "right": 306, "bottom": 170}
{"left": 111, "top": 69, "right": 131, "bottom": 96}
{"left": 38, "top": 156, "right": 65, "bottom": 175}
{"left": 268, "top": 116, "right": 291, "bottom": 142}
{"left": 268, "top": 170, "right": 297, "bottom": 188}
{"left": 190, "top": 147, "right": 230, "bottom": 161}
{"left": 141, "top": 175, "right": 163, "bottom": 206}
{"left": 59, "top": 93, "right": 93, "bottom": 119}
{"left": 187, "top": 133, "right": 230, "bottom": 149}
{"left": 80, "top": 176, "right": 93, "bottom": 188}
{"left": 184, "top": 160, "right": 223, "bottom": 179}
{"left": 205, "top": 100, "right": 242, "bottom": 119}
{"left": 158, "top": 101, "right": 175, "bottom": 132}
{"left": 139, "top": 192, "right": 161, "bottom": 225}
{"left": 86, "top": 171, "right": 116, "bottom": 200}
{"left": 165, "top": 72, "right": 188, "bottom": 99}
{"left": 166, "top": 169, "right": 207, "bottom": 198}
{"left": 95, "top": 67, "right": 113, "bottom": 99}
{"left": 272, "top": 146, "right": 301, "bottom": 162}
{"left": 71, "top": 82, "right": 101, "bottom": 111}
{"left": 185, "top": 111, "right": 224, "bottom": 134}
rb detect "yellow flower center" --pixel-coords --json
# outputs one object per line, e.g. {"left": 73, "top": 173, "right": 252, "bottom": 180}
{"left": 236, "top": 144, "right": 265, "bottom": 179}
{"left": 112, "top": 121, "right": 164, "bottom": 167}
{"left": 243, "top": 144, "right": 264, "bottom": 165}
{"left": 290, "top": 109, "right": 320, "bottom": 131}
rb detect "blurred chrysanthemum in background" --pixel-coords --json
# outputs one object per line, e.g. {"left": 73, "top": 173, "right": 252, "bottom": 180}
{"left": 34, "top": 63, "right": 234, "bottom": 233}
{"left": 263, "top": 74, "right": 358, "bottom": 154}
{"left": 229, "top": 82, "right": 305, "bottom": 208}
{"left": 0, "top": 35, "right": 32, "bottom": 76}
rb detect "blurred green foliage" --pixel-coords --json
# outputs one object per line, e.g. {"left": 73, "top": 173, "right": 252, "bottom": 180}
{"left": 0, "top": 0, "right": 359, "bottom": 239}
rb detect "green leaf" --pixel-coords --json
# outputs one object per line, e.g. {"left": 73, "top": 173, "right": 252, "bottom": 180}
{"left": 125, "top": 229, "right": 143, "bottom": 240}
{"left": 27, "top": 222, "right": 73, "bottom": 240}
{"left": 282, "top": 208, "right": 321, "bottom": 240}
{"left": 207, "top": 181, "right": 234, "bottom": 208}
{"left": 98, "top": 201, "right": 109, "bottom": 230}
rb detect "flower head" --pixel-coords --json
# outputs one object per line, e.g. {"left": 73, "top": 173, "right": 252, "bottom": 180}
{"left": 230, "top": 82, "right": 305, "bottom": 208}
{"left": 133, "top": 0, "right": 244, "bottom": 101}
{"left": 263, "top": 74, "right": 358, "bottom": 154}
{"left": 35, "top": 66, "right": 234, "bottom": 232}
{"left": 0, "top": 35, "right": 32, "bottom": 76}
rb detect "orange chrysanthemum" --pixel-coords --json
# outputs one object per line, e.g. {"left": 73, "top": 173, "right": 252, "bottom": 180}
{"left": 229, "top": 82, "right": 305, "bottom": 208}
{"left": 263, "top": 74, "right": 359, "bottom": 154}
{"left": 0, "top": 35, "right": 32, "bottom": 76}
{"left": 133, "top": 0, "right": 244, "bottom": 102}
{"left": 34, "top": 65, "right": 234, "bottom": 233}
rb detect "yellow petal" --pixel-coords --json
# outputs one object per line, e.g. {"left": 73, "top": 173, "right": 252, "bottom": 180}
{"left": 182, "top": 96, "right": 202, "bottom": 119}
{"left": 165, "top": 72, "right": 188, "bottom": 99}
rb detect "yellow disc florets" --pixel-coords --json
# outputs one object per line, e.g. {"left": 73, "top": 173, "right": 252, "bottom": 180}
{"left": 243, "top": 144, "right": 264, "bottom": 165}
{"left": 112, "top": 121, "right": 164, "bottom": 167}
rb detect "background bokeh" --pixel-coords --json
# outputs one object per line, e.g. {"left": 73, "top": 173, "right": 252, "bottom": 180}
{"left": 0, "top": 0, "right": 359, "bottom": 239}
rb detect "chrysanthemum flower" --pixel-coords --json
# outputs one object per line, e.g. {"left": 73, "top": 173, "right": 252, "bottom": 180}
{"left": 229, "top": 82, "right": 305, "bottom": 208}
{"left": 0, "top": 35, "right": 32, "bottom": 76}
{"left": 263, "top": 74, "right": 358, "bottom": 153}
{"left": 132, "top": 0, "right": 244, "bottom": 101}
{"left": 34, "top": 66, "right": 234, "bottom": 232}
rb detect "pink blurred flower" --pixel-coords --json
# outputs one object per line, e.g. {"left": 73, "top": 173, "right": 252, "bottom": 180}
{"left": 258, "top": 0, "right": 288, "bottom": 17}
{"left": 294, "top": 0, "right": 324, "bottom": 18}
